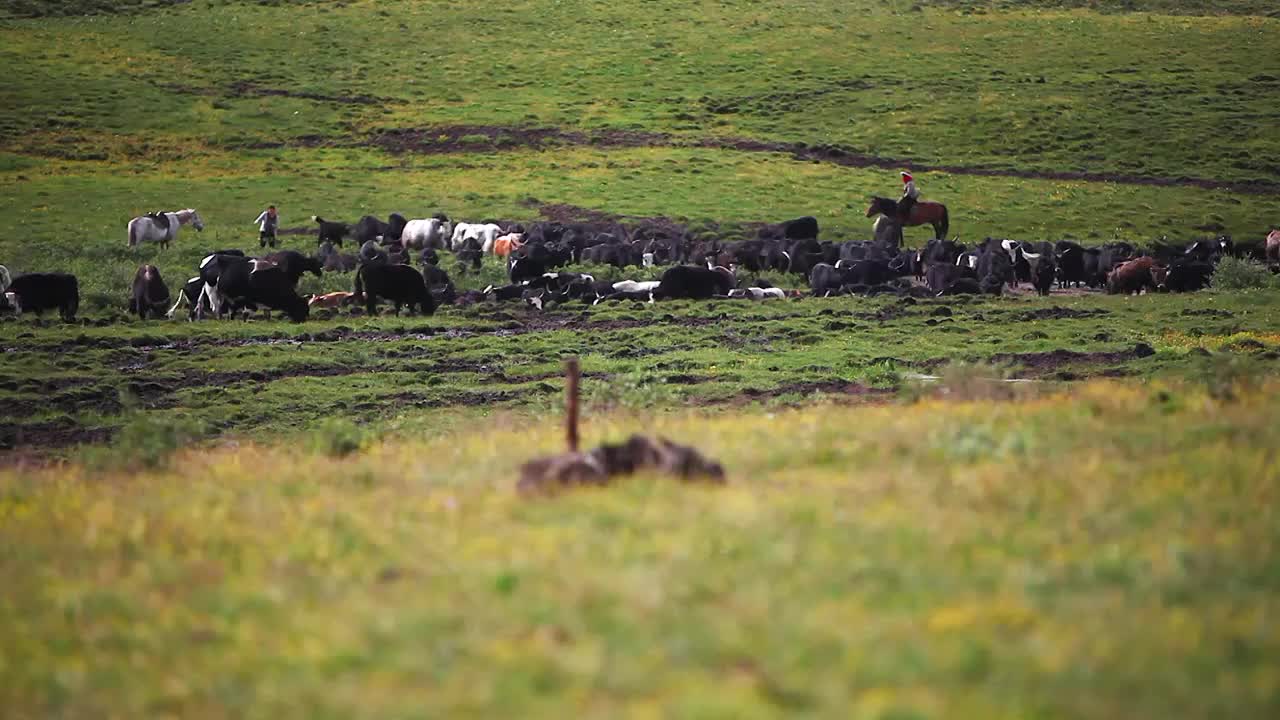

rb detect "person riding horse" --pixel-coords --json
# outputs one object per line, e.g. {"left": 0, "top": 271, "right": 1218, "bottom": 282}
{"left": 898, "top": 171, "right": 919, "bottom": 222}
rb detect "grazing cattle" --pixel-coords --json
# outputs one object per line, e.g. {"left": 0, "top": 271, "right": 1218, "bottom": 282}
{"left": 782, "top": 216, "right": 819, "bottom": 240}
{"left": 1160, "top": 261, "right": 1214, "bottom": 293}
{"left": 451, "top": 237, "right": 481, "bottom": 270}
{"left": 129, "top": 264, "right": 170, "bottom": 320}
{"left": 581, "top": 243, "right": 637, "bottom": 268}
{"left": 4, "top": 272, "right": 80, "bottom": 320}
{"left": 654, "top": 265, "right": 734, "bottom": 300}
{"left": 976, "top": 243, "right": 1013, "bottom": 295}
{"left": 358, "top": 240, "right": 390, "bottom": 267}
{"left": 1185, "top": 236, "right": 1233, "bottom": 264}
{"left": 1055, "top": 241, "right": 1086, "bottom": 288}
{"left": 1106, "top": 256, "right": 1162, "bottom": 295}
{"left": 261, "top": 250, "right": 323, "bottom": 286}
{"left": 1267, "top": 230, "right": 1280, "bottom": 264}
{"left": 1098, "top": 242, "right": 1136, "bottom": 279}
{"left": 317, "top": 241, "right": 358, "bottom": 272}
{"left": 307, "top": 291, "right": 355, "bottom": 309}
{"left": 166, "top": 276, "right": 208, "bottom": 320}
{"left": 422, "top": 263, "right": 457, "bottom": 305}
{"left": 312, "top": 216, "right": 350, "bottom": 246}
{"left": 450, "top": 222, "right": 503, "bottom": 251}
{"left": 925, "top": 262, "right": 974, "bottom": 295}
{"left": 508, "top": 254, "right": 546, "bottom": 284}
{"left": 352, "top": 213, "right": 408, "bottom": 245}
{"left": 921, "top": 237, "right": 963, "bottom": 266}
{"left": 1026, "top": 251, "right": 1056, "bottom": 297}
{"left": 212, "top": 260, "right": 310, "bottom": 321}
{"left": 401, "top": 217, "right": 452, "bottom": 250}
{"left": 493, "top": 232, "right": 524, "bottom": 257}
{"left": 354, "top": 264, "right": 436, "bottom": 316}
{"left": 938, "top": 278, "right": 981, "bottom": 296}
{"left": 837, "top": 259, "right": 896, "bottom": 288}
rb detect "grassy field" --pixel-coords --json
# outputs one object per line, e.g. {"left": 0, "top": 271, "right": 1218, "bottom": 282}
{"left": 3, "top": 0, "right": 1280, "bottom": 716}
{"left": 3, "top": 379, "right": 1279, "bottom": 717}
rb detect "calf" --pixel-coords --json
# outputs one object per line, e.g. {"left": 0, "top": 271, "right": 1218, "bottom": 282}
{"left": 129, "top": 264, "right": 170, "bottom": 320}
{"left": 308, "top": 291, "right": 355, "bottom": 309}
{"left": 4, "top": 272, "right": 79, "bottom": 320}
{"left": 354, "top": 264, "right": 436, "bottom": 316}
{"left": 938, "top": 278, "right": 981, "bottom": 296}
{"left": 422, "top": 263, "right": 457, "bottom": 305}
{"left": 166, "top": 276, "right": 208, "bottom": 320}
{"left": 1106, "top": 256, "right": 1162, "bottom": 295}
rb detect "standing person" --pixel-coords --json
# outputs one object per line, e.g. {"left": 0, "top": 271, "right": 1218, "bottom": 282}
{"left": 254, "top": 205, "right": 279, "bottom": 248}
{"left": 898, "top": 171, "right": 919, "bottom": 222}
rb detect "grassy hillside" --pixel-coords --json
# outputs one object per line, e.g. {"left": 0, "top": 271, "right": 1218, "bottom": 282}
{"left": 3, "top": 380, "right": 1278, "bottom": 718}
{"left": 3, "top": 2, "right": 1280, "bottom": 716}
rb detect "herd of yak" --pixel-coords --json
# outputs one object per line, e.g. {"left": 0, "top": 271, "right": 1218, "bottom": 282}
{"left": 0, "top": 212, "right": 1273, "bottom": 324}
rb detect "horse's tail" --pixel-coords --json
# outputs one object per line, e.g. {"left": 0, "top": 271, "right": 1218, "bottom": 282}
{"left": 353, "top": 265, "right": 365, "bottom": 299}
{"left": 938, "top": 205, "right": 950, "bottom": 240}
{"left": 128, "top": 220, "right": 138, "bottom": 248}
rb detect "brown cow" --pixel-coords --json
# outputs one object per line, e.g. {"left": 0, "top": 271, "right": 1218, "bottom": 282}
{"left": 1106, "top": 256, "right": 1164, "bottom": 295}
{"left": 1266, "top": 229, "right": 1280, "bottom": 264}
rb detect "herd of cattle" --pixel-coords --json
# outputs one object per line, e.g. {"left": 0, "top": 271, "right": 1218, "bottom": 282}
{"left": 1, "top": 213, "right": 1276, "bottom": 323}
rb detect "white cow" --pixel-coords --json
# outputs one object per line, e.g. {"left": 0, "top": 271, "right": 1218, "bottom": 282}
{"left": 450, "top": 222, "right": 503, "bottom": 252}
{"left": 401, "top": 217, "right": 453, "bottom": 250}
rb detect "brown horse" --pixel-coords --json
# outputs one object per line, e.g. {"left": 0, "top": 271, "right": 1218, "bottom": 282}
{"left": 866, "top": 196, "right": 949, "bottom": 240}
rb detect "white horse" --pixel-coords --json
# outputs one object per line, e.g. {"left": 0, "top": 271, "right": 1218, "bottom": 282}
{"left": 400, "top": 217, "right": 453, "bottom": 250}
{"left": 0, "top": 264, "right": 10, "bottom": 293}
{"left": 127, "top": 208, "right": 204, "bottom": 249}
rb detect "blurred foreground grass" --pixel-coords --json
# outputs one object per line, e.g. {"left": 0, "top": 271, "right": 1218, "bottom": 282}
{"left": 2, "top": 379, "right": 1278, "bottom": 718}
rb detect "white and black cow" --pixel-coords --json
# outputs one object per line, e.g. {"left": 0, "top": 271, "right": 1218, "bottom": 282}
{"left": 213, "top": 260, "right": 310, "bottom": 322}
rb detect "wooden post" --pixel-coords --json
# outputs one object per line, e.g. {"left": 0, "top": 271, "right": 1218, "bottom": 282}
{"left": 564, "top": 357, "right": 580, "bottom": 453}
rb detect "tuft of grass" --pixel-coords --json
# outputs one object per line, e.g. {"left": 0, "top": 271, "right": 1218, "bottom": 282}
{"left": 307, "top": 417, "right": 368, "bottom": 458}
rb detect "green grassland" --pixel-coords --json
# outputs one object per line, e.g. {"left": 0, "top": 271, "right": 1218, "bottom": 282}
{"left": 3, "top": 380, "right": 1279, "bottom": 718}
{"left": 3, "top": 0, "right": 1280, "bottom": 716}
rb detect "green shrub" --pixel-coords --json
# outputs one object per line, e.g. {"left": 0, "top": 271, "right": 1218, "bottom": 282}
{"left": 87, "top": 412, "right": 203, "bottom": 470}
{"left": 308, "top": 418, "right": 366, "bottom": 458}
{"left": 1211, "top": 257, "right": 1277, "bottom": 291}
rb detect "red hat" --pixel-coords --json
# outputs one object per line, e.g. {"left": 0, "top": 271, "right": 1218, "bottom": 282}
{"left": 901, "top": 171, "right": 913, "bottom": 181}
